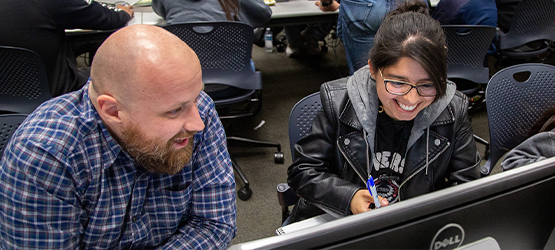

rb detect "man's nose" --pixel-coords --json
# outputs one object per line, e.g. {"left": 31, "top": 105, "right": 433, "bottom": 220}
{"left": 185, "top": 107, "right": 205, "bottom": 132}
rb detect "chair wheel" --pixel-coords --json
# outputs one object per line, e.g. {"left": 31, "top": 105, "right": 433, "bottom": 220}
{"left": 238, "top": 186, "right": 252, "bottom": 201}
{"left": 276, "top": 43, "right": 286, "bottom": 53}
{"left": 274, "top": 152, "right": 284, "bottom": 164}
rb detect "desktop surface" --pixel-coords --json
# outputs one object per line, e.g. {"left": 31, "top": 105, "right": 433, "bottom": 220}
{"left": 230, "top": 157, "right": 555, "bottom": 249}
{"left": 69, "top": 0, "right": 336, "bottom": 30}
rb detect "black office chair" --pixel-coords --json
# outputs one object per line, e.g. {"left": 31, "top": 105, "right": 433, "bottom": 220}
{"left": 443, "top": 25, "right": 496, "bottom": 112}
{"left": 0, "top": 46, "right": 52, "bottom": 114}
{"left": 443, "top": 25, "right": 495, "bottom": 159}
{"left": 0, "top": 114, "right": 27, "bottom": 161}
{"left": 481, "top": 63, "right": 555, "bottom": 176}
{"left": 494, "top": 0, "right": 555, "bottom": 67}
{"left": 278, "top": 91, "right": 321, "bottom": 223}
{"left": 164, "top": 22, "right": 284, "bottom": 201}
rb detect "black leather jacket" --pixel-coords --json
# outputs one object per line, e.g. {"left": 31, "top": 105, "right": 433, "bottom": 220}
{"left": 287, "top": 76, "right": 481, "bottom": 223}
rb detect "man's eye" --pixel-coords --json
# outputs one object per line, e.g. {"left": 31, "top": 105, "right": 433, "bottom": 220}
{"left": 169, "top": 108, "right": 182, "bottom": 115}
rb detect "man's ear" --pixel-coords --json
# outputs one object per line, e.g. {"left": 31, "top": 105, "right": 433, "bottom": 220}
{"left": 96, "top": 94, "right": 123, "bottom": 127}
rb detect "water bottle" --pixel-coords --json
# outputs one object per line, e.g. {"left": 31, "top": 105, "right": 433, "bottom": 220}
{"left": 264, "top": 27, "right": 273, "bottom": 53}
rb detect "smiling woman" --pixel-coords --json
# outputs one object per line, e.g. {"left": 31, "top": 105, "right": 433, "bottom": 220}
{"left": 374, "top": 58, "right": 436, "bottom": 121}
{"left": 285, "top": 0, "right": 481, "bottom": 224}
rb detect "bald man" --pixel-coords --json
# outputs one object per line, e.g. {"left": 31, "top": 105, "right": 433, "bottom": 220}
{"left": 0, "top": 25, "right": 236, "bottom": 249}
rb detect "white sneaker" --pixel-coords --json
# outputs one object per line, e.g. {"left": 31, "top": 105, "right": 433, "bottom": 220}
{"left": 286, "top": 45, "right": 301, "bottom": 57}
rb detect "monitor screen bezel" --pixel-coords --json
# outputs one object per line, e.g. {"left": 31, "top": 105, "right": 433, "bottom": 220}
{"left": 230, "top": 157, "right": 555, "bottom": 249}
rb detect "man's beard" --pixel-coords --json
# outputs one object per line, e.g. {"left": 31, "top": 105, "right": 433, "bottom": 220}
{"left": 120, "top": 123, "right": 196, "bottom": 175}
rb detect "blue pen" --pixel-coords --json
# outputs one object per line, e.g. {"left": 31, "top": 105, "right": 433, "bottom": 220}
{"left": 367, "top": 176, "right": 381, "bottom": 209}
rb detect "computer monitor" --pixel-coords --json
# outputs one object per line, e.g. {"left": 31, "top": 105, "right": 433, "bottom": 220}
{"left": 230, "top": 157, "right": 555, "bottom": 250}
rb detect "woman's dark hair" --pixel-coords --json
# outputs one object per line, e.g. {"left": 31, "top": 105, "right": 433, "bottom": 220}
{"left": 218, "top": 0, "right": 239, "bottom": 21}
{"left": 369, "top": 0, "right": 448, "bottom": 99}
{"left": 529, "top": 107, "right": 555, "bottom": 137}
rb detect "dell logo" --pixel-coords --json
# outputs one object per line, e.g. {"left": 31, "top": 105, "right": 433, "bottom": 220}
{"left": 430, "top": 223, "right": 465, "bottom": 250}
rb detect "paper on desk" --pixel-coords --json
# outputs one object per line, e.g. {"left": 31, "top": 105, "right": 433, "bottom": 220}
{"left": 275, "top": 213, "right": 336, "bottom": 236}
{"left": 133, "top": 0, "right": 152, "bottom": 7}
{"left": 96, "top": 0, "right": 141, "bottom": 5}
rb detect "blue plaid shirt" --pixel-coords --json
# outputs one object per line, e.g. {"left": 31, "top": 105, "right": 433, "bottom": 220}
{"left": 0, "top": 83, "right": 237, "bottom": 249}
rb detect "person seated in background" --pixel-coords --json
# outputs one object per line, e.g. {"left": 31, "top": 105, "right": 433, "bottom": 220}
{"left": 0, "top": 0, "right": 133, "bottom": 97}
{"left": 286, "top": 0, "right": 481, "bottom": 223}
{"left": 313, "top": 0, "right": 427, "bottom": 75}
{"left": 284, "top": 23, "right": 335, "bottom": 57}
{"left": 501, "top": 107, "right": 555, "bottom": 170}
{"left": 152, "top": 0, "right": 271, "bottom": 27}
{"left": 0, "top": 25, "right": 236, "bottom": 249}
{"left": 432, "top": 0, "right": 498, "bottom": 27}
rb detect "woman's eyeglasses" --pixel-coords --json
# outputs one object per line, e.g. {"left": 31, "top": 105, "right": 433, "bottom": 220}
{"left": 379, "top": 69, "right": 437, "bottom": 97}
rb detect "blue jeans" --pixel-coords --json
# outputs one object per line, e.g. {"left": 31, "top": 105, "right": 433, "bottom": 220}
{"left": 337, "top": 0, "right": 397, "bottom": 74}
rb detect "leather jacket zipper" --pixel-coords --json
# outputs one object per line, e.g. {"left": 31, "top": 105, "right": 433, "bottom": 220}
{"left": 337, "top": 140, "right": 367, "bottom": 184}
{"left": 398, "top": 141, "right": 450, "bottom": 201}
{"left": 338, "top": 134, "right": 450, "bottom": 202}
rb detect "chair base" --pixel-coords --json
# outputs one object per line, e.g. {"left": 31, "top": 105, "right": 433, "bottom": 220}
{"left": 451, "top": 79, "right": 487, "bottom": 114}
{"left": 231, "top": 157, "right": 253, "bottom": 201}
{"left": 277, "top": 183, "right": 299, "bottom": 224}
{"left": 494, "top": 41, "right": 554, "bottom": 69}
{"left": 228, "top": 136, "right": 284, "bottom": 201}
{"left": 473, "top": 134, "right": 490, "bottom": 160}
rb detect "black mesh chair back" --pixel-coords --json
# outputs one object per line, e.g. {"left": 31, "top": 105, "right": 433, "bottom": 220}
{"left": 164, "top": 22, "right": 262, "bottom": 111}
{"left": 279, "top": 92, "right": 322, "bottom": 223}
{"left": 481, "top": 63, "right": 555, "bottom": 176}
{"left": 498, "top": 0, "right": 555, "bottom": 51}
{"left": 443, "top": 25, "right": 496, "bottom": 86}
{"left": 0, "top": 46, "right": 52, "bottom": 114}
{"left": 0, "top": 114, "right": 27, "bottom": 160}
{"left": 288, "top": 92, "right": 322, "bottom": 161}
{"left": 442, "top": 25, "right": 495, "bottom": 152}
{"left": 165, "top": 22, "right": 283, "bottom": 201}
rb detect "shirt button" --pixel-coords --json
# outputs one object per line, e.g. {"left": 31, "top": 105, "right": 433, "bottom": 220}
{"left": 344, "top": 138, "right": 350, "bottom": 145}
{"left": 132, "top": 216, "right": 138, "bottom": 223}
{"left": 434, "top": 139, "right": 441, "bottom": 146}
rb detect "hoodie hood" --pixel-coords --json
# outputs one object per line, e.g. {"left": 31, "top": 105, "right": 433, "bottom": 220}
{"left": 346, "top": 66, "right": 457, "bottom": 153}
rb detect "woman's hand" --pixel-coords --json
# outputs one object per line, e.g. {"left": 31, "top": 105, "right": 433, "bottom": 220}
{"left": 117, "top": 4, "right": 134, "bottom": 18}
{"left": 350, "top": 189, "right": 389, "bottom": 214}
{"left": 315, "top": 1, "right": 340, "bottom": 12}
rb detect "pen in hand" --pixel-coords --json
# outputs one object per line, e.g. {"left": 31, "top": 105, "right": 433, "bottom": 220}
{"left": 367, "top": 176, "right": 381, "bottom": 209}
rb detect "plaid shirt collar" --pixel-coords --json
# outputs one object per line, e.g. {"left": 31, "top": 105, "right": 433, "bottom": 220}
{"left": 84, "top": 80, "right": 131, "bottom": 170}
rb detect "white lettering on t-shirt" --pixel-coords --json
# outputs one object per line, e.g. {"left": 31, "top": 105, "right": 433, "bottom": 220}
{"left": 373, "top": 151, "right": 405, "bottom": 174}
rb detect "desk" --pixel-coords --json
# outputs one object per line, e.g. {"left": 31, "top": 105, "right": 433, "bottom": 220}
{"left": 67, "top": 0, "right": 337, "bottom": 28}
{"left": 266, "top": 0, "right": 338, "bottom": 27}
{"left": 66, "top": 0, "right": 337, "bottom": 57}
{"left": 126, "top": 0, "right": 338, "bottom": 27}
{"left": 129, "top": 0, "right": 337, "bottom": 27}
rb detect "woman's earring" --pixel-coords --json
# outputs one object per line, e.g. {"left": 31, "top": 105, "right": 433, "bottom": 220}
{"left": 378, "top": 105, "right": 384, "bottom": 113}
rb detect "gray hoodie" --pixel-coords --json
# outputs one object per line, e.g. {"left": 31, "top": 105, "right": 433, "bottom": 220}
{"left": 501, "top": 129, "right": 555, "bottom": 170}
{"left": 346, "top": 66, "right": 457, "bottom": 172}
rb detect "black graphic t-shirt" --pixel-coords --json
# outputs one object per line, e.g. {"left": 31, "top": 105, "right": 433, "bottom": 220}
{"left": 372, "top": 111, "right": 413, "bottom": 204}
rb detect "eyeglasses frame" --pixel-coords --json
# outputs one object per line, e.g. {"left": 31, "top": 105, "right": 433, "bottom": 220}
{"left": 378, "top": 69, "right": 437, "bottom": 97}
